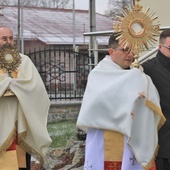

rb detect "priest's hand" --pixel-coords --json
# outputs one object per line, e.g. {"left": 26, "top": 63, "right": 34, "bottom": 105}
{"left": 0, "top": 69, "right": 18, "bottom": 78}
{"left": 11, "top": 71, "right": 18, "bottom": 78}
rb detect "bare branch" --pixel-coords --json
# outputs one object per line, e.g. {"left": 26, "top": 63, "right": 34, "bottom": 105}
{"left": 0, "top": 0, "right": 71, "bottom": 8}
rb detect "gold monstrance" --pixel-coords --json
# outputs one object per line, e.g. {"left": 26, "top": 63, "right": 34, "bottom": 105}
{"left": 0, "top": 43, "right": 21, "bottom": 96}
{"left": 114, "top": 0, "right": 160, "bottom": 68}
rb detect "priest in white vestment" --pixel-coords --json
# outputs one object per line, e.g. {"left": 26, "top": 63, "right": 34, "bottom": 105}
{"left": 77, "top": 34, "right": 165, "bottom": 170}
{"left": 0, "top": 26, "right": 52, "bottom": 169}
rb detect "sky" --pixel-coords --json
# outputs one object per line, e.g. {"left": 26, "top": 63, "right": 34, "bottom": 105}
{"left": 75, "top": 0, "right": 108, "bottom": 14}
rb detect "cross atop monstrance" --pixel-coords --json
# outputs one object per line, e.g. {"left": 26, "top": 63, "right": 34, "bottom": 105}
{"left": 114, "top": 0, "right": 160, "bottom": 68}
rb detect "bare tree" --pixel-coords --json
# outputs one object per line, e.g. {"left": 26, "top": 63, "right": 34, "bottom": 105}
{"left": 105, "top": 0, "right": 133, "bottom": 20}
{"left": 0, "top": 0, "right": 11, "bottom": 5}
{"left": 0, "top": 0, "right": 72, "bottom": 8}
{"left": 48, "top": 0, "right": 71, "bottom": 8}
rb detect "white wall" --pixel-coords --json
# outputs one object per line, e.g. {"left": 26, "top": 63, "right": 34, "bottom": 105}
{"left": 135, "top": 0, "right": 170, "bottom": 60}
{"left": 140, "top": 0, "right": 170, "bottom": 27}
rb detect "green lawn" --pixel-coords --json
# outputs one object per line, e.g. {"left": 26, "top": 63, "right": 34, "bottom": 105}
{"left": 47, "top": 120, "right": 77, "bottom": 148}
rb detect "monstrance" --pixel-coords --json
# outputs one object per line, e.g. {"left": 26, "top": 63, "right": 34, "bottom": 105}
{"left": 0, "top": 43, "right": 21, "bottom": 96}
{"left": 114, "top": 0, "right": 160, "bottom": 68}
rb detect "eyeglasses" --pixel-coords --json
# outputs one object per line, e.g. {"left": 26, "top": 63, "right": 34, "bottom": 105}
{"left": 114, "top": 48, "right": 133, "bottom": 55}
{"left": 161, "top": 44, "right": 170, "bottom": 51}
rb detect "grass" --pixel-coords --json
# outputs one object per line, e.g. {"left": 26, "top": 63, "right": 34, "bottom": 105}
{"left": 47, "top": 120, "right": 77, "bottom": 148}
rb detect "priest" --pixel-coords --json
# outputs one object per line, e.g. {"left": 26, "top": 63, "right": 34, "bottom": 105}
{"left": 0, "top": 26, "right": 52, "bottom": 169}
{"left": 77, "top": 33, "right": 165, "bottom": 170}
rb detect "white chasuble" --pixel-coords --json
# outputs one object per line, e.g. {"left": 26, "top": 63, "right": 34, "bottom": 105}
{"left": 0, "top": 54, "right": 52, "bottom": 164}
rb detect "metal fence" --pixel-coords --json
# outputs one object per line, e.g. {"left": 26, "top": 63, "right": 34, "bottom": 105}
{"left": 26, "top": 46, "right": 94, "bottom": 100}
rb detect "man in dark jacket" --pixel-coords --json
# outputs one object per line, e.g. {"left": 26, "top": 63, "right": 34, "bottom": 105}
{"left": 142, "top": 29, "right": 170, "bottom": 170}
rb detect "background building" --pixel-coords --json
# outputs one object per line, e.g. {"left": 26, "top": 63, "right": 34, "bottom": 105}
{"left": 0, "top": 5, "right": 113, "bottom": 53}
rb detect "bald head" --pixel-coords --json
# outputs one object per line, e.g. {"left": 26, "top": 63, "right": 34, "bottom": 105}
{"left": 0, "top": 26, "right": 14, "bottom": 45}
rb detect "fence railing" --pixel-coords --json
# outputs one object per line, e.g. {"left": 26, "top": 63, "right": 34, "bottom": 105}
{"left": 26, "top": 46, "right": 94, "bottom": 100}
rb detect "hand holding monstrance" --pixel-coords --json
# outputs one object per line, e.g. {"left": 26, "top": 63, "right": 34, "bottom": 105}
{"left": 0, "top": 43, "right": 21, "bottom": 96}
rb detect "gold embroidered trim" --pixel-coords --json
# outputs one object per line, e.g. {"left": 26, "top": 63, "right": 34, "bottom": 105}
{"left": 128, "top": 142, "right": 158, "bottom": 170}
{"left": 18, "top": 139, "right": 44, "bottom": 164}
{"left": 0, "top": 127, "right": 16, "bottom": 157}
{"left": 104, "top": 130, "right": 124, "bottom": 162}
{"left": 18, "top": 131, "right": 27, "bottom": 140}
{"left": 0, "top": 129, "right": 44, "bottom": 164}
{"left": 145, "top": 75, "right": 166, "bottom": 129}
{"left": 143, "top": 98, "right": 165, "bottom": 169}
{"left": 144, "top": 145, "right": 158, "bottom": 170}
{"left": 0, "top": 124, "right": 45, "bottom": 165}
{"left": 17, "top": 129, "right": 44, "bottom": 163}
{"left": 145, "top": 99, "right": 166, "bottom": 129}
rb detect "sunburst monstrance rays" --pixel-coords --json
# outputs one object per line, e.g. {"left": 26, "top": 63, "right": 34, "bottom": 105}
{"left": 114, "top": 0, "right": 160, "bottom": 55}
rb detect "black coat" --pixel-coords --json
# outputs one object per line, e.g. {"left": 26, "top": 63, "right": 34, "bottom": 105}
{"left": 142, "top": 51, "right": 170, "bottom": 158}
